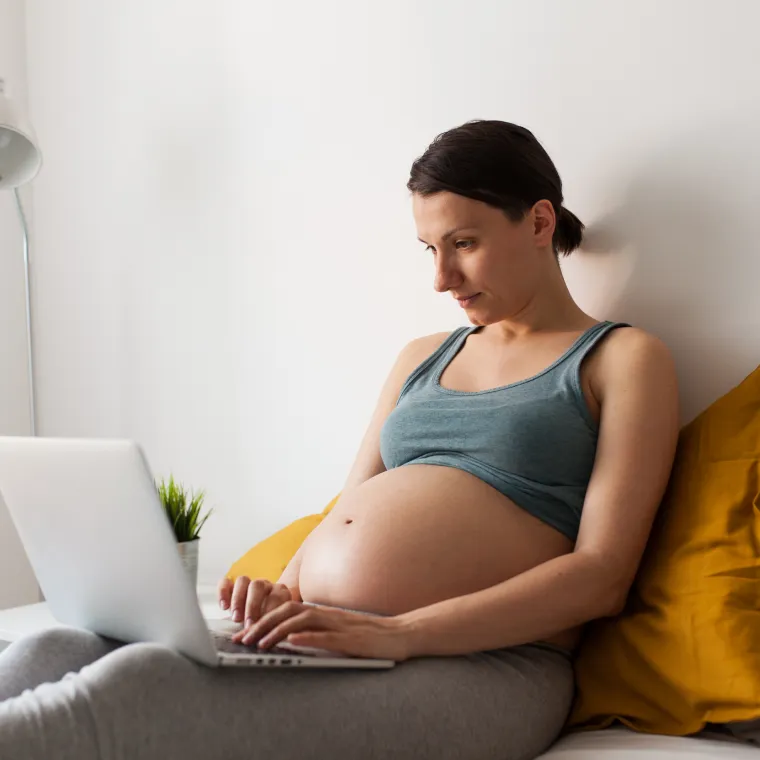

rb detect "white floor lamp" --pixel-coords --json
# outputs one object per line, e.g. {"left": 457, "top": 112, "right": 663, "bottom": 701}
{"left": 0, "top": 78, "right": 42, "bottom": 437}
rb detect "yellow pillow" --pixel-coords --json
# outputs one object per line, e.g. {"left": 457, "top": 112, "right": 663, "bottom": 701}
{"left": 225, "top": 492, "right": 341, "bottom": 583}
{"left": 569, "top": 364, "right": 760, "bottom": 735}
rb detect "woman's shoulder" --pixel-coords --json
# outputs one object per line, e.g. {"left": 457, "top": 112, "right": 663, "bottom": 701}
{"left": 405, "top": 328, "right": 462, "bottom": 358}
{"left": 590, "top": 324, "right": 678, "bottom": 402}
{"left": 388, "top": 329, "right": 465, "bottom": 386}
{"left": 601, "top": 324, "right": 672, "bottom": 362}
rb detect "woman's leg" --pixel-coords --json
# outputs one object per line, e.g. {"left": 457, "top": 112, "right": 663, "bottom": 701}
{"left": 0, "top": 625, "right": 123, "bottom": 702}
{"left": 0, "top": 634, "right": 573, "bottom": 760}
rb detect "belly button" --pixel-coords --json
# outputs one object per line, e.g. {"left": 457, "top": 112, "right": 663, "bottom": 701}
{"left": 345, "top": 519, "right": 353, "bottom": 525}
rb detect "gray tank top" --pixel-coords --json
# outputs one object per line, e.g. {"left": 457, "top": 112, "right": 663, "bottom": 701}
{"left": 379, "top": 321, "right": 630, "bottom": 541}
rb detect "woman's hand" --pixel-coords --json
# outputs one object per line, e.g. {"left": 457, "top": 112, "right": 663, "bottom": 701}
{"left": 218, "top": 576, "right": 295, "bottom": 628}
{"left": 231, "top": 600, "right": 413, "bottom": 661}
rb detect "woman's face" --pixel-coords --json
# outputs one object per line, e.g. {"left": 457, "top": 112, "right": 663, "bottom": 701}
{"left": 412, "top": 191, "right": 556, "bottom": 325}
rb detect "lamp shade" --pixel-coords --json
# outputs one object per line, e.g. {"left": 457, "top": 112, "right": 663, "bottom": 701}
{"left": 0, "top": 88, "right": 42, "bottom": 188}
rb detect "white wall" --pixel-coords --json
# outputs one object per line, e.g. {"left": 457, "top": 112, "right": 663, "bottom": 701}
{"left": 18, "top": 0, "right": 760, "bottom": 593}
{"left": 0, "top": 0, "right": 39, "bottom": 608}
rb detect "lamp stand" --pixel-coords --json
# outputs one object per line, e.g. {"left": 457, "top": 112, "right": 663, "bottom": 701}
{"left": 14, "top": 187, "right": 35, "bottom": 438}
{"left": 13, "top": 186, "right": 43, "bottom": 603}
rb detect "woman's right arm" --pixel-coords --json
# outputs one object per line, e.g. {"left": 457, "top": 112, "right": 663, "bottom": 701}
{"left": 276, "top": 332, "right": 451, "bottom": 599}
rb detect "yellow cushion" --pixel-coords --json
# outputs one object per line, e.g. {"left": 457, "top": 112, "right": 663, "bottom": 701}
{"left": 569, "top": 365, "right": 760, "bottom": 735}
{"left": 225, "top": 492, "right": 341, "bottom": 583}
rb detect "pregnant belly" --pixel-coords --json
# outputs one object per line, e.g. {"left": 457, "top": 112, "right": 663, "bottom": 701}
{"left": 297, "top": 464, "right": 577, "bottom": 645}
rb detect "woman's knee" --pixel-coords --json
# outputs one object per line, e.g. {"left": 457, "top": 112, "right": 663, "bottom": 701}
{"left": 14, "top": 625, "right": 111, "bottom": 657}
{"left": 105, "top": 642, "right": 190, "bottom": 672}
{"left": 76, "top": 643, "right": 204, "bottom": 743}
{"left": 0, "top": 626, "right": 122, "bottom": 702}
{"left": 82, "top": 642, "right": 196, "bottom": 694}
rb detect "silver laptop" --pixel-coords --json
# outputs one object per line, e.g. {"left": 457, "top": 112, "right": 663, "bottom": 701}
{"left": 0, "top": 436, "right": 395, "bottom": 670}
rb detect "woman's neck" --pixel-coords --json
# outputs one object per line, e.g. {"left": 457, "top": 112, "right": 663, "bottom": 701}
{"left": 485, "top": 265, "right": 594, "bottom": 344}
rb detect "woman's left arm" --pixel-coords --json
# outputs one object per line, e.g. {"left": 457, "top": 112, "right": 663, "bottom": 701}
{"left": 396, "top": 328, "right": 680, "bottom": 658}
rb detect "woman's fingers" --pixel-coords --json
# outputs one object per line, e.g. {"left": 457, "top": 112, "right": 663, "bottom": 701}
{"left": 229, "top": 582, "right": 291, "bottom": 641}
{"left": 262, "top": 584, "right": 292, "bottom": 617}
{"left": 260, "top": 612, "right": 411, "bottom": 660}
{"left": 241, "top": 602, "right": 331, "bottom": 646}
{"left": 229, "top": 576, "right": 251, "bottom": 622}
{"left": 217, "top": 577, "right": 233, "bottom": 610}
{"left": 251, "top": 612, "right": 319, "bottom": 648}
{"left": 226, "top": 599, "right": 411, "bottom": 660}
{"left": 244, "top": 579, "right": 275, "bottom": 626}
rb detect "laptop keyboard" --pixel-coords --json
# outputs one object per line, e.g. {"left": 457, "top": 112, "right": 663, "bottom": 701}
{"left": 211, "top": 631, "right": 313, "bottom": 657}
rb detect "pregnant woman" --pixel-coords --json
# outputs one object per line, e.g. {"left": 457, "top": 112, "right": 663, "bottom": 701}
{"left": 0, "top": 120, "right": 679, "bottom": 760}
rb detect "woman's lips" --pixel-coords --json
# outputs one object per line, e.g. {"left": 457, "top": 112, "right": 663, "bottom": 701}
{"left": 457, "top": 293, "right": 481, "bottom": 308}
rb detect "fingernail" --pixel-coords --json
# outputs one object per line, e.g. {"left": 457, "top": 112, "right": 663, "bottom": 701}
{"left": 245, "top": 618, "right": 253, "bottom": 628}
{"left": 232, "top": 610, "right": 241, "bottom": 622}
{"left": 220, "top": 600, "right": 228, "bottom": 610}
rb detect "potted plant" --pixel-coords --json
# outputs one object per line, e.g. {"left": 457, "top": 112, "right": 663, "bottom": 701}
{"left": 155, "top": 475, "right": 214, "bottom": 588}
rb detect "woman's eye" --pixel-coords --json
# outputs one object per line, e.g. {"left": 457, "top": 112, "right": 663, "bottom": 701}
{"left": 424, "top": 240, "right": 473, "bottom": 253}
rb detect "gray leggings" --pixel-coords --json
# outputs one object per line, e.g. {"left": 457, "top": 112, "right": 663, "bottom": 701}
{"left": 0, "top": 621, "right": 574, "bottom": 760}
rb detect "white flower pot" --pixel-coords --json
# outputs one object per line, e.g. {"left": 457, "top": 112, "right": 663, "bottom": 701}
{"left": 177, "top": 538, "right": 200, "bottom": 589}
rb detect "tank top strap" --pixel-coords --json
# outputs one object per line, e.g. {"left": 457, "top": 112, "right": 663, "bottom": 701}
{"left": 553, "top": 320, "right": 631, "bottom": 426}
{"left": 395, "top": 326, "right": 472, "bottom": 405}
{"left": 562, "top": 321, "right": 632, "bottom": 369}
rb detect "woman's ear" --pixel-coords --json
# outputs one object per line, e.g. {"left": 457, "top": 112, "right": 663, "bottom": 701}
{"left": 531, "top": 199, "right": 556, "bottom": 248}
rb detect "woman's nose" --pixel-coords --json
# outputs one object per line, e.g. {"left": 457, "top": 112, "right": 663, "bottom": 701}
{"left": 433, "top": 259, "right": 461, "bottom": 293}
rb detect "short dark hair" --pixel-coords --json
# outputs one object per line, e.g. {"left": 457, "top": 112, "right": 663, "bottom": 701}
{"left": 407, "top": 119, "right": 584, "bottom": 257}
